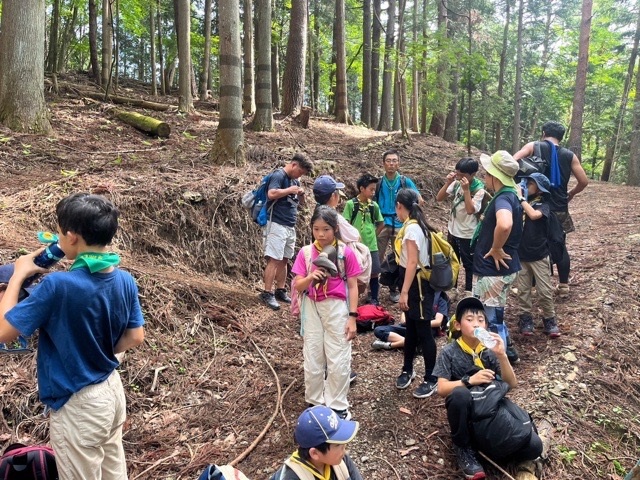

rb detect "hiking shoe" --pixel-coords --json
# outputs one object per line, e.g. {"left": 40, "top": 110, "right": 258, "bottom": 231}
{"left": 396, "top": 371, "right": 416, "bottom": 389}
{"left": 454, "top": 445, "right": 486, "bottom": 479}
{"left": 506, "top": 339, "right": 520, "bottom": 364}
{"left": 372, "top": 339, "right": 392, "bottom": 350}
{"left": 333, "top": 409, "right": 352, "bottom": 421}
{"left": 543, "top": 317, "right": 561, "bottom": 338}
{"left": 556, "top": 283, "right": 570, "bottom": 298}
{"left": 274, "top": 288, "right": 291, "bottom": 304}
{"left": 350, "top": 371, "right": 357, "bottom": 384}
{"left": 389, "top": 289, "right": 400, "bottom": 303}
{"left": 518, "top": 314, "right": 534, "bottom": 336}
{"left": 259, "top": 291, "right": 280, "bottom": 311}
{"left": 413, "top": 381, "right": 438, "bottom": 399}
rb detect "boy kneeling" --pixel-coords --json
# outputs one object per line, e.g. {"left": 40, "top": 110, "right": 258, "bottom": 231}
{"left": 433, "top": 297, "right": 542, "bottom": 479}
{"left": 271, "top": 405, "right": 362, "bottom": 480}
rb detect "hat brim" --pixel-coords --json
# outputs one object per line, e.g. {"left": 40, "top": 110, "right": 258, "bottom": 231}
{"left": 523, "top": 176, "right": 549, "bottom": 194}
{"left": 326, "top": 419, "right": 359, "bottom": 445}
{"left": 455, "top": 296, "right": 485, "bottom": 321}
{"left": 480, "top": 154, "right": 517, "bottom": 189}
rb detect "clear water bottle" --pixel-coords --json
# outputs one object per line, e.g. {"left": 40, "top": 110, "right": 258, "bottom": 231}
{"left": 474, "top": 327, "right": 497, "bottom": 349}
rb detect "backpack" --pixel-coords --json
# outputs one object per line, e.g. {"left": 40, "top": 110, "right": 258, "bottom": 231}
{"left": 0, "top": 443, "right": 58, "bottom": 480}
{"left": 347, "top": 241, "right": 372, "bottom": 287}
{"left": 421, "top": 232, "right": 460, "bottom": 291}
{"left": 241, "top": 171, "right": 278, "bottom": 226}
{"left": 516, "top": 141, "right": 548, "bottom": 180}
{"left": 547, "top": 211, "right": 567, "bottom": 264}
{"left": 379, "top": 251, "right": 400, "bottom": 288}
{"left": 355, "top": 304, "right": 394, "bottom": 333}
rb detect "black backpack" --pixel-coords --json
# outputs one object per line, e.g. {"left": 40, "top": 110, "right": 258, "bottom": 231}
{"left": 0, "top": 444, "right": 58, "bottom": 480}
{"left": 348, "top": 198, "right": 376, "bottom": 225}
{"left": 547, "top": 211, "right": 567, "bottom": 264}
{"left": 516, "top": 142, "right": 548, "bottom": 181}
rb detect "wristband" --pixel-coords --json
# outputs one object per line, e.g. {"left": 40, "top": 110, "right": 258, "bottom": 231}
{"left": 348, "top": 311, "right": 358, "bottom": 317}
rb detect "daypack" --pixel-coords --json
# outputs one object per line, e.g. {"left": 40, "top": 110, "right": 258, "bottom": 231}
{"left": 470, "top": 381, "right": 535, "bottom": 459}
{"left": 547, "top": 211, "right": 567, "bottom": 264}
{"left": 379, "top": 251, "right": 400, "bottom": 288}
{"left": 241, "top": 171, "right": 279, "bottom": 226}
{"left": 516, "top": 141, "right": 548, "bottom": 180}
{"left": 0, "top": 443, "right": 58, "bottom": 480}
{"left": 347, "top": 241, "right": 372, "bottom": 287}
{"left": 355, "top": 304, "right": 394, "bottom": 332}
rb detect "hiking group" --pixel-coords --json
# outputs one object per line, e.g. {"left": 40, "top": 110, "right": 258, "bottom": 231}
{"left": 0, "top": 120, "right": 588, "bottom": 480}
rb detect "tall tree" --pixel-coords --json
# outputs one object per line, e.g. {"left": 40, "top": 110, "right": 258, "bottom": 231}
{"left": 408, "top": 0, "right": 419, "bottom": 131}
{"left": 567, "top": 0, "right": 594, "bottom": 158}
{"left": 251, "top": 0, "right": 273, "bottom": 130}
{"left": 57, "top": 4, "right": 79, "bottom": 73}
{"left": 271, "top": 44, "right": 281, "bottom": 110}
{"left": 47, "top": 0, "right": 61, "bottom": 74}
{"left": 211, "top": 0, "right": 245, "bottom": 165}
{"left": 242, "top": 0, "right": 256, "bottom": 114}
{"left": 177, "top": 0, "right": 194, "bottom": 112}
{"left": 361, "top": 0, "right": 372, "bottom": 126}
{"left": 101, "top": 0, "right": 114, "bottom": 88}
{"left": 201, "top": 0, "right": 214, "bottom": 99}
{"left": 281, "top": 0, "right": 308, "bottom": 116}
{"left": 493, "top": 0, "right": 510, "bottom": 151}
{"left": 378, "top": 0, "right": 395, "bottom": 131}
{"left": 334, "top": 0, "right": 350, "bottom": 123}
{"left": 0, "top": 0, "right": 51, "bottom": 133}
{"left": 157, "top": 0, "right": 166, "bottom": 95}
{"left": 630, "top": 49, "right": 640, "bottom": 185}
{"left": 428, "top": 0, "right": 448, "bottom": 136}
{"left": 150, "top": 4, "right": 158, "bottom": 95}
{"left": 370, "top": 0, "right": 382, "bottom": 128}
{"left": 512, "top": 0, "right": 524, "bottom": 153}
{"left": 88, "top": 0, "right": 100, "bottom": 80}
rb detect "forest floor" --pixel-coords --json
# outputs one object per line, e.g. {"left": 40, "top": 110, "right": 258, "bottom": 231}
{"left": 0, "top": 73, "right": 639, "bottom": 480}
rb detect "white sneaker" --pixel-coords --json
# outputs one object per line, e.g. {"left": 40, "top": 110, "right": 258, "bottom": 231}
{"left": 372, "top": 339, "right": 392, "bottom": 350}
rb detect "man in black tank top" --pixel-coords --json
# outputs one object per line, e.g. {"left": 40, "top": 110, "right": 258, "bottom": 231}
{"left": 513, "top": 121, "right": 589, "bottom": 298}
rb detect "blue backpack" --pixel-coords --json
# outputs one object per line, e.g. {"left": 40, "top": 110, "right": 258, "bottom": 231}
{"left": 241, "top": 173, "right": 274, "bottom": 226}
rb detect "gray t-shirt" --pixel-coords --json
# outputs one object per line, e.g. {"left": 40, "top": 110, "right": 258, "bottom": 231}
{"left": 433, "top": 341, "right": 501, "bottom": 381}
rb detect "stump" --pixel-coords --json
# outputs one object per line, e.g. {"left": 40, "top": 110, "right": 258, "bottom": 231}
{"left": 296, "top": 107, "right": 311, "bottom": 128}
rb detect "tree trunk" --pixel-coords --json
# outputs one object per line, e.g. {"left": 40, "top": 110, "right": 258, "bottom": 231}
{"left": 444, "top": 66, "right": 459, "bottom": 143}
{"left": 101, "top": 0, "right": 113, "bottom": 88}
{"left": 361, "top": 0, "right": 372, "bottom": 126}
{"left": 419, "top": 0, "right": 428, "bottom": 134}
{"left": 200, "top": 0, "right": 213, "bottom": 98}
{"left": 312, "top": 0, "right": 321, "bottom": 111}
{"left": 512, "top": 0, "right": 524, "bottom": 153}
{"left": 113, "top": 110, "right": 171, "bottom": 137}
{"left": 392, "top": 0, "right": 406, "bottom": 133}
{"left": 157, "top": 0, "right": 166, "bottom": 95}
{"left": 0, "top": 0, "right": 51, "bottom": 133}
{"left": 242, "top": 0, "right": 256, "bottom": 114}
{"left": 408, "top": 0, "right": 419, "bottom": 132}
{"left": 567, "top": 0, "right": 593, "bottom": 159}
{"left": 494, "top": 0, "right": 510, "bottom": 151}
{"left": 89, "top": 0, "right": 100, "bottom": 80}
{"left": 47, "top": 0, "right": 61, "bottom": 74}
{"left": 251, "top": 0, "right": 273, "bottom": 130}
{"left": 150, "top": 5, "right": 158, "bottom": 95}
{"left": 334, "top": 0, "right": 350, "bottom": 123}
{"left": 629, "top": 46, "right": 640, "bottom": 185}
{"left": 177, "top": 0, "right": 194, "bottom": 112}
{"left": 370, "top": 0, "right": 381, "bottom": 128}
{"left": 428, "top": 0, "right": 447, "bottom": 137}
{"left": 281, "top": 0, "right": 308, "bottom": 116}
{"left": 57, "top": 5, "right": 79, "bottom": 74}
{"left": 210, "top": 0, "right": 245, "bottom": 166}
{"left": 377, "top": 0, "right": 395, "bottom": 131}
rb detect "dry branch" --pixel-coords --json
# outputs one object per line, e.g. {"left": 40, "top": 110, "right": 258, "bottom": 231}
{"left": 79, "top": 90, "right": 171, "bottom": 111}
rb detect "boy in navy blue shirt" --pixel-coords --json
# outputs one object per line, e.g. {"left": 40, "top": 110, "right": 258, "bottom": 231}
{"left": 0, "top": 193, "right": 145, "bottom": 479}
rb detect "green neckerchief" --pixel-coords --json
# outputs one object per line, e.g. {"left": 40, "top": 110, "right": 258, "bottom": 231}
{"left": 69, "top": 252, "right": 121, "bottom": 273}
{"left": 451, "top": 178, "right": 484, "bottom": 217}
{"left": 470, "top": 186, "right": 518, "bottom": 249}
{"left": 382, "top": 173, "right": 400, "bottom": 192}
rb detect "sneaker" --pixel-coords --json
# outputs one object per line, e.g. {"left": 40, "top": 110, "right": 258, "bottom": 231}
{"left": 454, "top": 445, "right": 486, "bottom": 479}
{"left": 333, "top": 409, "right": 352, "bottom": 421}
{"left": 274, "top": 288, "right": 292, "bottom": 304}
{"left": 259, "top": 291, "right": 280, "bottom": 311}
{"left": 372, "top": 339, "right": 392, "bottom": 350}
{"left": 506, "top": 339, "right": 520, "bottom": 364}
{"left": 543, "top": 317, "right": 561, "bottom": 338}
{"left": 349, "top": 371, "right": 357, "bottom": 384}
{"left": 396, "top": 371, "right": 416, "bottom": 389}
{"left": 556, "top": 283, "right": 570, "bottom": 298}
{"left": 389, "top": 289, "right": 400, "bottom": 303}
{"left": 413, "top": 380, "right": 438, "bottom": 399}
{"left": 518, "top": 313, "right": 534, "bottom": 336}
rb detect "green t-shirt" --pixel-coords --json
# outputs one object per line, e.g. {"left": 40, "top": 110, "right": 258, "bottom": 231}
{"left": 343, "top": 198, "right": 383, "bottom": 252}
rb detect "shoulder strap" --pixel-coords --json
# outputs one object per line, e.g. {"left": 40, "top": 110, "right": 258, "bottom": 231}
{"left": 400, "top": 175, "right": 407, "bottom": 189}
{"left": 302, "top": 245, "right": 313, "bottom": 275}
{"left": 283, "top": 459, "right": 315, "bottom": 480}
{"left": 334, "top": 461, "right": 351, "bottom": 480}
{"left": 533, "top": 141, "right": 542, "bottom": 158}
{"left": 336, "top": 241, "right": 347, "bottom": 281}
{"left": 349, "top": 198, "right": 360, "bottom": 225}
{"left": 374, "top": 177, "right": 382, "bottom": 201}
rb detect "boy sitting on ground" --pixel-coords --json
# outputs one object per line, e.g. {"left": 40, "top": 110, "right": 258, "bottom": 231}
{"left": 270, "top": 405, "right": 362, "bottom": 480}
{"left": 433, "top": 297, "right": 542, "bottom": 479}
{"left": 0, "top": 193, "right": 145, "bottom": 479}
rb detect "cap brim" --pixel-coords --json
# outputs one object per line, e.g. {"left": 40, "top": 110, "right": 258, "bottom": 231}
{"left": 326, "top": 419, "right": 359, "bottom": 445}
{"left": 523, "top": 176, "right": 549, "bottom": 193}
{"left": 480, "top": 154, "right": 517, "bottom": 189}
{"left": 455, "top": 296, "right": 485, "bottom": 321}
{"left": 335, "top": 182, "right": 345, "bottom": 189}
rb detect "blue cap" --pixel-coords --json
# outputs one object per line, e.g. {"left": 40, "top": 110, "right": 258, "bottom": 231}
{"left": 312, "top": 175, "right": 345, "bottom": 197}
{"left": 294, "top": 406, "right": 359, "bottom": 448}
{"left": 524, "top": 172, "right": 550, "bottom": 194}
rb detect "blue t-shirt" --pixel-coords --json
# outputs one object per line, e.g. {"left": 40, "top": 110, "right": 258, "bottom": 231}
{"left": 376, "top": 174, "right": 419, "bottom": 228}
{"left": 266, "top": 168, "right": 300, "bottom": 227}
{"left": 472, "top": 191, "right": 523, "bottom": 277}
{"left": 6, "top": 268, "right": 145, "bottom": 409}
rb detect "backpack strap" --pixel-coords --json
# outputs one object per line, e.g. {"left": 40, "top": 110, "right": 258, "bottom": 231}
{"left": 349, "top": 198, "right": 360, "bottom": 225}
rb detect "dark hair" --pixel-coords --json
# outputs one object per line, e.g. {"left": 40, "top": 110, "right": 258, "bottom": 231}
{"left": 56, "top": 193, "right": 119, "bottom": 246}
{"left": 297, "top": 443, "right": 330, "bottom": 462}
{"left": 314, "top": 192, "right": 333, "bottom": 205}
{"left": 382, "top": 148, "right": 400, "bottom": 162}
{"left": 356, "top": 173, "right": 379, "bottom": 191}
{"left": 292, "top": 152, "right": 314, "bottom": 172}
{"left": 455, "top": 157, "right": 479, "bottom": 174}
{"left": 457, "top": 307, "right": 485, "bottom": 320}
{"left": 310, "top": 205, "right": 342, "bottom": 241}
{"left": 541, "top": 121, "right": 565, "bottom": 141}
{"left": 395, "top": 188, "right": 436, "bottom": 237}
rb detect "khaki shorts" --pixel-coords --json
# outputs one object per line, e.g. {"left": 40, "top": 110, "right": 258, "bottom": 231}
{"left": 263, "top": 221, "right": 296, "bottom": 260}
{"left": 554, "top": 210, "right": 575, "bottom": 233}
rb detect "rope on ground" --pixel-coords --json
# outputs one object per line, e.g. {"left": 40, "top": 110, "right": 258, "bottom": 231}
{"left": 279, "top": 379, "right": 297, "bottom": 430}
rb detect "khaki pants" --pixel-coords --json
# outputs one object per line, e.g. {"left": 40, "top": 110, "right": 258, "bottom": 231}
{"left": 376, "top": 225, "right": 397, "bottom": 262}
{"left": 514, "top": 257, "right": 555, "bottom": 319}
{"left": 50, "top": 370, "right": 128, "bottom": 480}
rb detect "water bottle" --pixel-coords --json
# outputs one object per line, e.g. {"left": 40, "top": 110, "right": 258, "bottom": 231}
{"left": 474, "top": 327, "right": 497, "bottom": 349}
{"left": 519, "top": 179, "right": 528, "bottom": 199}
{"left": 23, "top": 233, "right": 66, "bottom": 288}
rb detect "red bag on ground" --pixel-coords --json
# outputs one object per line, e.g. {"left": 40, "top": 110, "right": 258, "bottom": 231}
{"left": 356, "top": 304, "right": 394, "bottom": 333}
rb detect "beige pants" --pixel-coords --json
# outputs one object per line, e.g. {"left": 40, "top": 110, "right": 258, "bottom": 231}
{"left": 50, "top": 370, "right": 128, "bottom": 480}
{"left": 376, "top": 225, "right": 397, "bottom": 262}
{"left": 301, "top": 296, "right": 351, "bottom": 411}
{"left": 514, "top": 257, "right": 555, "bottom": 319}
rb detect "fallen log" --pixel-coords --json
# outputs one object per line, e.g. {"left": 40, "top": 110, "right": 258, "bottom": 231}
{"left": 113, "top": 110, "right": 171, "bottom": 138}
{"left": 80, "top": 90, "right": 171, "bottom": 111}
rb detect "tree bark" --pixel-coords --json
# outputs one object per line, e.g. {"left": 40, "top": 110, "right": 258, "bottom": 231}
{"left": 370, "top": 0, "right": 381, "bottom": 128}
{"left": 89, "top": 0, "right": 100, "bottom": 80}
{"left": 629, "top": 54, "right": 640, "bottom": 185}
{"left": 408, "top": 0, "right": 419, "bottom": 132}
{"left": 57, "top": 5, "right": 79, "bottom": 74}
{"left": 101, "top": 0, "right": 114, "bottom": 88}
{"left": 444, "top": 66, "right": 459, "bottom": 143}
{"left": 210, "top": 0, "right": 245, "bottom": 166}
{"left": 177, "top": 0, "right": 194, "bottom": 112}
{"left": 428, "top": 0, "right": 448, "bottom": 137}
{"left": 47, "top": 0, "right": 61, "bottom": 74}
{"left": 271, "top": 43, "right": 281, "bottom": 110}
{"left": 113, "top": 110, "right": 171, "bottom": 137}
{"left": 0, "top": 0, "right": 51, "bottom": 133}
{"left": 157, "top": 0, "right": 166, "bottom": 95}
{"left": 377, "top": 0, "right": 395, "bottom": 131}
{"left": 251, "top": 0, "right": 273, "bottom": 130}
{"left": 150, "top": 4, "right": 158, "bottom": 96}
{"left": 242, "top": 0, "right": 256, "bottom": 114}
{"left": 361, "top": 0, "right": 372, "bottom": 126}
{"left": 333, "top": 0, "right": 350, "bottom": 123}
{"left": 312, "top": 0, "right": 321, "bottom": 111}
{"left": 494, "top": 0, "right": 510, "bottom": 151}
{"left": 281, "top": 0, "right": 308, "bottom": 116}
{"left": 512, "top": 0, "right": 524, "bottom": 153}
{"left": 419, "top": 0, "right": 428, "bottom": 134}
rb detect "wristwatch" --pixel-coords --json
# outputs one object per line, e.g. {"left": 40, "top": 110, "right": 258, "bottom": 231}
{"left": 348, "top": 311, "right": 358, "bottom": 318}
{"left": 461, "top": 375, "right": 472, "bottom": 388}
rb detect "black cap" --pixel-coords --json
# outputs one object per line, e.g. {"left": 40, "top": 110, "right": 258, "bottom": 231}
{"left": 455, "top": 296, "right": 484, "bottom": 321}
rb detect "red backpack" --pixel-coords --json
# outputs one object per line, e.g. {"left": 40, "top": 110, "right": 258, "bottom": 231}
{"left": 355, "top": 304, "right": 394, "bottom": 332}
{"left": 0, "top": 443, "right": 58, "bottom": 479}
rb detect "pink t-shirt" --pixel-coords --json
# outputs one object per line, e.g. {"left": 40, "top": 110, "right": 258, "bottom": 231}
{"left": 291, "top": 244, "right": 362, "bottom": 301}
